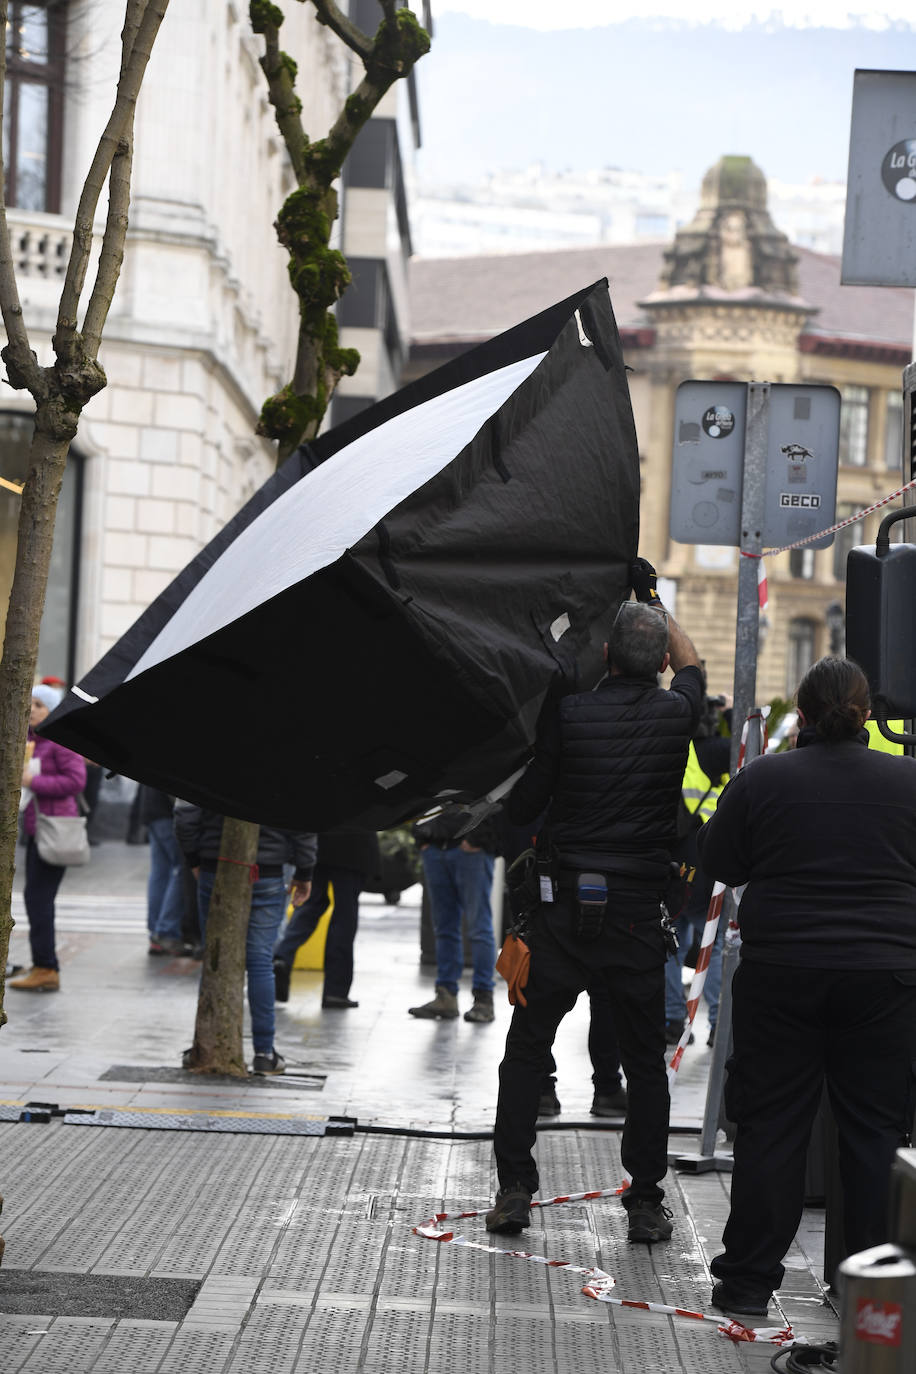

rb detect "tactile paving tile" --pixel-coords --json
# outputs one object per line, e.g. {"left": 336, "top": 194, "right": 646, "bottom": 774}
{"left": 294, "top": 1300, "right": 369, "bottom": 1366}
{"left": 223, "top": 1299, "right": 312, "bottom": 1372}
{"left": 154, "top": 1326, "right": 236, "bottom": 1374}
{"left": 492, "top": 1310, "right": 558, "bottom": 1372}
{"left": 62, "top": 1109, "right": 338, "bottom": 1135}
{"left": 362, "top": 1305, "right": 432, "bottom": 1373}
{"left": 15, "top": 1317, "right": 113, "bottom": 1374}
{"left": 612, "top": 1312, "right": 690, "bottom": 1372}
{"left": 84, "top": 1320, "right": 178, "bottom": 1373}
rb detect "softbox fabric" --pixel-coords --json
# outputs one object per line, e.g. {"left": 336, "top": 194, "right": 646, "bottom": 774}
{"left": 42, "top": 279, "right": 640, "bottom": 830}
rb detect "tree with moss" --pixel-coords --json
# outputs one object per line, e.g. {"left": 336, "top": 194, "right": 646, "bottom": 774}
{"left": 185, "top": 0, "right": 429, "bottom": 1075}
{"left": 0, "top": 0, "right": 172, "bottom": 1268}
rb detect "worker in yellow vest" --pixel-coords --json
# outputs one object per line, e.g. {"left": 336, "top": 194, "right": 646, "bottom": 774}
{"left": 666, "top": 697, "right": 731, "bottom": 1047}
{"left": 866, "top": 719, "right": 905, "bottom": 756}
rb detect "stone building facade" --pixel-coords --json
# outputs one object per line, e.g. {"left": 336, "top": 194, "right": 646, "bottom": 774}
{"left": 0, "top": 0, "right": 425, "bottom": 683}
{"left": 408, "top": 156, "right": 914, "bottom": 704}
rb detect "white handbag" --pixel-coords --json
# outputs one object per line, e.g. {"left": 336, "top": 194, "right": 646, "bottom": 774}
{"left": 35, "top": 811, "right": 90, "bottom": 867}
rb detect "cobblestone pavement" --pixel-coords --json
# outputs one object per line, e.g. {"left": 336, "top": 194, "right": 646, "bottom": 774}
{"left": 0, "top": 842, "right": 839, "bottom": 1372}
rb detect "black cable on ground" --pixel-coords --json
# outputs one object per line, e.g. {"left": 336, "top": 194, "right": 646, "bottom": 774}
{"left": 769, "top": 1341, "right": 839, "bottom": 1373}
{"left": 351, "top": 1121, "right": 702, "bottom": 1141}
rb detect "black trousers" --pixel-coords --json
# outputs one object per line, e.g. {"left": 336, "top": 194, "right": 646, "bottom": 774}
{"left": 24, "top": 836, "right": 65, "bottom": 970}
{"left": 543, "top": 976, "right": 623, "bottom": 1093}
{"left": 274, "top": 864, "right": 362, "bottom": 998}
{"left": 494, "top": 890, "right": 669, "bottom": 1201}
{"left": 712, "top": 961, "right": 916, "bottom": 1300}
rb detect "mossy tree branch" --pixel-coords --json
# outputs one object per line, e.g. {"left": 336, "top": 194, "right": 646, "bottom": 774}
{"left": 252, "top": 0, "right": 429, "bottom": 457}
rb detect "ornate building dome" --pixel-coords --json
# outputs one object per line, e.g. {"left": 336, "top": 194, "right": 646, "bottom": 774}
{"left": 655, "top": 155, "right": 802, "bottom": 297}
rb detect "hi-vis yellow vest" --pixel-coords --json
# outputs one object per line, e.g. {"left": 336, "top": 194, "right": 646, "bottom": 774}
{"left": 866, "top": 719, "right": 905, "bottom": 756}
{"left": 682, "top": 741, "right": 728, "bottom": 824}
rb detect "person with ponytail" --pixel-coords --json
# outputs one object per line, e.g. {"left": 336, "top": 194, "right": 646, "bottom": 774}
{"left": 696, "top": 656, "right": 916, "bottom": 1320}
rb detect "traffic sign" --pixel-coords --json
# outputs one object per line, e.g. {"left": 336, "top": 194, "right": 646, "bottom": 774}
{"left": 670, "top": 381, "right": 839, "bottom": 548}
{"left": 842, "top": 69, "right": 916, "bottom": 287}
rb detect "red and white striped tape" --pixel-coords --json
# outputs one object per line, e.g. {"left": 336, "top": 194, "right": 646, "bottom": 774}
{"left": 412, "top": 1190, "right": 799, "bottom": 1346}
{"left": 668, "top": 710, "right": 765, "bottom": 1077}
{"left": 746, "top": 474, "right": 916, "bottom": 605}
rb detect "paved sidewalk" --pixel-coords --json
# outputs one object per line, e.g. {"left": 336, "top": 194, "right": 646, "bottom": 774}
{"left": 0, "top": 842, "right": 840, "bottom": 1372}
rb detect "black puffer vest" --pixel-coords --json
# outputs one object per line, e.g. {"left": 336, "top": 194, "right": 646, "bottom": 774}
{"left": 547, "top": 667, "right": 702, "bottom": 876}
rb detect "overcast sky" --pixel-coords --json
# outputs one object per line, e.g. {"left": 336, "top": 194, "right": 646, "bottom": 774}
{"left": 414, "top": 6, "right": 916, "bottom": 188}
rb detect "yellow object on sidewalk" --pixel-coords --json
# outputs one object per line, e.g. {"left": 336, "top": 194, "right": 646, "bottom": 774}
{"left": 292, "top": 881, "right": 335, "bottom": 970}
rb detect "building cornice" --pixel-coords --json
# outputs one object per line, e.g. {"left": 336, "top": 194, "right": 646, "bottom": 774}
{"left": 798, "top": 333, "right": 912, "bottom": 366}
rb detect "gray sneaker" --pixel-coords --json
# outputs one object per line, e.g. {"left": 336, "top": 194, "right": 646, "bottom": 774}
{"left": 252, "top": 1051, "right": 286, "bottom": 1076}
{"left": 625, "top": 1200, "right": 673, "bottom": 1243}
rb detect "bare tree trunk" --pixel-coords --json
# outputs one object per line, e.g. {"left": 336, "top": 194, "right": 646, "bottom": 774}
{"left": 0, "top": 424, "right": 72, "bottom": 1027}
{"left": 185, "top": 818, "right": 259, "bottom": 1076}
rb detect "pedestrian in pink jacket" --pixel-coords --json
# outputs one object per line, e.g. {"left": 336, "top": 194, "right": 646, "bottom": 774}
{"left": 10, "top": 684, "right": 86, "bottom": 993}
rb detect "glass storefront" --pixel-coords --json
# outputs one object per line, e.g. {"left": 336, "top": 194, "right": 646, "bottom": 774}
{"left": 0, "top": 411, "right": 82, "bottom": 683}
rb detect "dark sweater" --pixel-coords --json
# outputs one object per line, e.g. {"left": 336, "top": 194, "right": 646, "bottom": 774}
{"left": 697, "top": 727, "right": 916, "bottom": 969}
{"left": 173, "top": 803, "right": 317, "bottom": 881}
{"left": 508, "top": 664, "right": 703, "bottom": 876}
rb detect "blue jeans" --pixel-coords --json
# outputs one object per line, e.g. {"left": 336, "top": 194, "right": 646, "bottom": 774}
{"left": 146, "top": 817, "right": 184, "bottom": 942}
{"left": 197, "top": 870, "right": 287, "bottom": 1056}
{"left": 421, "top": 845, "right": 496, "bottom": 994}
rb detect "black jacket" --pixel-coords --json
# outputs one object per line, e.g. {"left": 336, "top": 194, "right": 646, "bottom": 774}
{"left": 697, "top": 727, "right": 916, "bottom": 969}
{"left": 316, "top": 826, "right": 380, "bottom": 876}
{"left": 173, "top": 803, "right": 317, "bottom": 881}
{"left": 508, "top": 665, "right": 703, "bottom": 877}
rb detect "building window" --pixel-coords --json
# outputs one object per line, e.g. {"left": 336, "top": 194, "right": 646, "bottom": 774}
{"left": 3, "top": 2, "right": 67, "bottom": 213}
{"left": 789, "top": 547, "right": 815, "bottom": 579}
{"left": 1, "top": 411, "right": 82, "bottom": 680}
{"left": 787, "top": 618, "right": 817, "bottom": 695}
{"left": 838, "top": 385, "right": 869, "bottom": 467}
{"left": 885, "top": 391, "right": 904, "bottom": 471}
{"left": 833, "top": 504, "right": 864, "bottom": 581}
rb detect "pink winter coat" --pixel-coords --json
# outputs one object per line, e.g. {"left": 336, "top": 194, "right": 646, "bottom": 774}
{"left": 23, "top": 732, "right": 87, "bottom": 838}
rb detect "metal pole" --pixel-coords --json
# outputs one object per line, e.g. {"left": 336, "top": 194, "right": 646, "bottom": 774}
{"left": 672, "top": 385, "right": 769, "bottom": 1173}
{"left": 729, "top": 382, "right": 768, "bottom": 774}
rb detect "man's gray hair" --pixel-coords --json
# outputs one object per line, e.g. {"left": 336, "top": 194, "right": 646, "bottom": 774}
{"left": 608, "top": 602, "right": 669, "bottom": 678}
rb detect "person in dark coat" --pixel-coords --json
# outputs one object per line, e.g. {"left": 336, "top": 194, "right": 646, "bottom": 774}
{"left": 486, "top": 568, "right": 703, "bottom": 1244}
{"left": 11, "top": 684, "right": 87, "bottom": 993}
{"left": 174, "top": 804, "right": 316, "bottom": 1074}
{"left": 697, "top": 656, "right": 916, "bottom": 1320}
{"left": 273, "top": 827, "right": 379, "bottom": 1009}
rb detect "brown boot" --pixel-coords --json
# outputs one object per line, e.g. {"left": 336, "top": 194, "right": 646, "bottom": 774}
{"left": 408, "top": 985, "right": 459, "bottom": 1019}
{"left": 9, "top": 966, "right": 60, "bottom": 992}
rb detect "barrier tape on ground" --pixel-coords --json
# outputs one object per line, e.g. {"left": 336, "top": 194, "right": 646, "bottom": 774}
{"left": 412, "top": 1190, "right": 799, "bottom": 1347}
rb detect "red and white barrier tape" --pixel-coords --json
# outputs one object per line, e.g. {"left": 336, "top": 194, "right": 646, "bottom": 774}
{"left": 668, "top": 710, "right": 765, "bottom": 1077}
{"left": 412, "top": 1190, "right": 799, "bottom": 1347}
{"left": 743, "top": 474, "right": 916, "bottom": 610}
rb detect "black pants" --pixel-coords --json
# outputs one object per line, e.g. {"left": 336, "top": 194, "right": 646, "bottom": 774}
{"left": 24, "top": 837, "right": 65, "bottom": 970}
{"left": 543, "top": 976, "right": 622, "bottom": 1093}
{"left": 712, "top": 961, "right": 916, "bottom": 1300}
{"left": 494, "top": 890, "right": 669, "bottom": 1202}
{"left": 274, "top": 864, "right": 362, "bottom": 999}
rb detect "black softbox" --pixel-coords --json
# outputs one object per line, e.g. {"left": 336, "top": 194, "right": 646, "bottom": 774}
{"left": 42, "top": 279, "right": 640, "bottom": 829}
